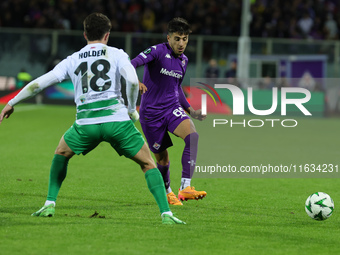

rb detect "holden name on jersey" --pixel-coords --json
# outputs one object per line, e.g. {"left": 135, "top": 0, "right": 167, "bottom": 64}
{"left": 79, "top": 49, "right": 106, "bottom": 59}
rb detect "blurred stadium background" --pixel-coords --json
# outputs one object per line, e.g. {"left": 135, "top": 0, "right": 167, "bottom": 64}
{"left": 0, "top": 0, "right": 340, "bottom": 114}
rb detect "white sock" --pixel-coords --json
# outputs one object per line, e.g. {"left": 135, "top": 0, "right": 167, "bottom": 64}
{"left": 161, "top": 211, "right": 173, "bottom": 217}
{"left": 44, "top": 200, "right": 56, "bottom": 206}
{"left": 166, "top": 187, "right": 172, "bottom": 194}
{"left": 180, "top": 178, "right": 191, "bottom": 190}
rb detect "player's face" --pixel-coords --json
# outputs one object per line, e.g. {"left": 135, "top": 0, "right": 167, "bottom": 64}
{"left": 167, "top": 32, "right": 189, "bottom": 56}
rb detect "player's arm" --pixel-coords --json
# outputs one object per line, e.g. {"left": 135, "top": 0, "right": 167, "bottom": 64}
{"left": 131, "top": 47, "right": 159, "bottom": 95}
{"left": 120, "top": 64, "right": 140, "bottom": 123}
{"left": 179, "top": 85, "right": 206, "bottom": 121}
{"left": 130, "top": 57, "right": 147, "bottom": 95}
{"left": 0, "top": 71, "right": 59, "bottom": 124}
{"left": 131, "top": 47, "right": 158, "bottom": 68}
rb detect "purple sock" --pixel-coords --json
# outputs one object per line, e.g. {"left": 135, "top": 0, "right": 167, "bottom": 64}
{"left": 157, "top": 162, "right": 170, "bottom": 189}
{"left": 182, "top": 132, "right": 199, "bottom": 179}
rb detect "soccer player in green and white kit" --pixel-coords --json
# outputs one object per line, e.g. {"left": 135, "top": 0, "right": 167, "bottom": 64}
{"left": 0, "top": 13, "right": 185, "bottom": 225}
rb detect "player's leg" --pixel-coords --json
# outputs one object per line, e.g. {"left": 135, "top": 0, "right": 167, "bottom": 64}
{"left": 32, "top": 136, "right": 75, "bottom": 217}
{"left": 131, "top": 143, "right": 170, "bottom": 213}
{"left": 154, "top": 150, "right": 182, "bottom": 205}
{"left": 140, "top": 119, "right": 182, "bottom": 205}
{"left": 105, "top": 121, "right": 185, "bottom": 224}
{"left": 48, "top": 136, "right": 75, "bottom": 200}
{"left": 32, "top": 123, "right": 100, "bottom": 217}
{"left": 154, "top": 150, "right": 170, "bottom": 191}
{"left": 170, "top": 118, "right": 207, "bottom": 201}
{"left": 131, "top": 144, "right": 185, "bottom": 224}
{"left": 141, "top": 119, "right": 183, "bottom": 205}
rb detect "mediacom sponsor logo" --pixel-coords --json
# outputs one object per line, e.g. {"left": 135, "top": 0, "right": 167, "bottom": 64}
{"left": 160, "top": 68, "right": 183, "bottom": 79}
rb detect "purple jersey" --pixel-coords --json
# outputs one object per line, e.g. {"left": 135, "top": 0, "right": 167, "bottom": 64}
{"left": 131, "top": 43, "right": 190, "bottom": 121}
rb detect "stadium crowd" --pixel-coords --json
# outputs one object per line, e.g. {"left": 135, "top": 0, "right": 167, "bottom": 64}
{"left": 0, "top": 0, "right": 339, "bottom": 40}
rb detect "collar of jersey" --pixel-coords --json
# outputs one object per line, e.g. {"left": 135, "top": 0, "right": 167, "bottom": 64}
{"left": 85, "top": 42, "right": 106, "bottom": 48}
{"left": 165, "top": 42, "right": 183, "bottom": 59}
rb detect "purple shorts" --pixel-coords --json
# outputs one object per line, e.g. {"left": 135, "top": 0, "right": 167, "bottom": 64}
{"left": 140, "top": 105, "right": 190, "bottom": 153}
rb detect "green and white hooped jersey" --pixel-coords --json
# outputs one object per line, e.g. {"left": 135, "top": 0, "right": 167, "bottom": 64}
{"left": 52, "top": 43, "right": 131, "bottom": 125}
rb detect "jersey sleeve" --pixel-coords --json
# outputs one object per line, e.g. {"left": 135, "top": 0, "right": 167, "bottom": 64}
{"left": 8, "top": 71, "right": 59, "bottom": 106}
{"left": 117, "top": 50, "right": 139, "bottom": 113}
{"left": 131, "top": 45, "right": 159, "bottom": 68}
{"left": 178, "top": 86, "right": 191, "bottom": 110}
{"left": 116, "top": 50, "right": 132, "bottom": 68}
{"left": 120, "top": 64, "right": 139, "bottom": 113}
{"left": 51, "top": 58, "right": 71, "bottom": 82}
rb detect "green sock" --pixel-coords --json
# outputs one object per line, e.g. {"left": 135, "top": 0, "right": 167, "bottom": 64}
{"left": 46, "top": 154, "right": 69, "bottom": 201}
{"left": 145, "top": 168, "right": 170, "bottom": 214}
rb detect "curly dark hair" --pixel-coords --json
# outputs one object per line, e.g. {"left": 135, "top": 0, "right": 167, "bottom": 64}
{"left": 167, "top": 17, "right": 192, "bottom": 35}
{"left": 83, "top": 13, "right": 112, "bottom": 41}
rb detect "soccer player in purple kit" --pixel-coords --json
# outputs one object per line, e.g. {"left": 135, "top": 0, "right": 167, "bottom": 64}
{"left": 131, "top": 17, "right": 206, "bottom": 205}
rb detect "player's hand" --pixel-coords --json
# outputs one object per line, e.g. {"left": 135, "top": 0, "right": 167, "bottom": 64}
{"left": 0, "top": 104, "right": 14, "bottom": 125}
{"left": 139, "top": 81, "right": 147, "bottom": 95}
{"left": 189, "top": 108, "right": 206, "bottom": 121}
{"left": 128, "top": 110, "right": 139, "bottom": 123}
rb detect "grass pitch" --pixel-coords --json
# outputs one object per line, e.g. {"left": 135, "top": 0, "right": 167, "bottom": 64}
{"left": 0, "top": 104, "right": 339, "bottom": 255}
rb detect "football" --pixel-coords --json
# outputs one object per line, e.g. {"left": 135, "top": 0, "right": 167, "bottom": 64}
{"left": 305, "top": 192, "right": 334, "bottom": 220}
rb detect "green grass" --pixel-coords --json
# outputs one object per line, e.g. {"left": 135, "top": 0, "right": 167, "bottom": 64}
{"left": 0, "top": 104, "right": 339, "bottom": 255}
